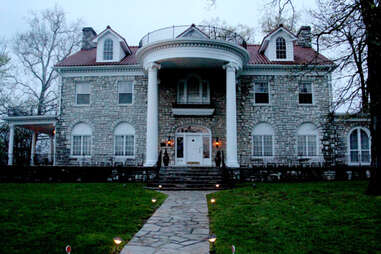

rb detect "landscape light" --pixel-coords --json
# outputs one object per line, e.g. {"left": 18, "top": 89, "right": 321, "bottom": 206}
{"left": 210, "top": 198, "right": 216, "bottom": 204}
{"left": 152, "top": 198, "right": 157, "bottom": 203}
{"left": 215, "top": 184, "right": 220, "bottom": 188}
{"left": 113, "top": 237, "right": 123, "bottom": 245}
{"left": 158, "top": 185, "right": 162, "bottom": 189}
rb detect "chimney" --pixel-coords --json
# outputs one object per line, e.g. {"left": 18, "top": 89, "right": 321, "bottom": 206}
{"left": 81, "top": 27, "right": 97, "bottom": 50}
{"left": 297, "top": 26, "right": 312, "bottom": 48}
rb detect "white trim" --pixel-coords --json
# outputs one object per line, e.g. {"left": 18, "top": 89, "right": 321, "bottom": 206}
{"left": 298, "top": 82, "right": 314, "bottom": 105}
{"left": 253, "top": 81, "right": 270, "bottom": 105}
{"left": 347, "top": 127, "right": 371, "bottom": 166}
{"left": 172, "top": 108, "right": 215, "bottom": 116}
{"left": 75, "top": 82, "right": 91, "bottom": 106}
{"left": 55, "top": 65, "right": 145, "bottom": 77}
{"left": 251, "top": 123, "right": 275, "bottom": 159}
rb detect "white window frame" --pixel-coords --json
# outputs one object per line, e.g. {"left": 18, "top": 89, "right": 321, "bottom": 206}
{"left": 348, "top": 127, "right": 371, "bottom": 165}
{"left": 118, "top": 81, "right": 134, "bottom": 105}
{"left": 298, "top": 82, "right": 314, "bottom": 105}
{"left": 71, "top": 123, "right": 92, "bottom": 158}
{"left": 114, "top": 123, "right": 135, "bottom": 159}
{"left": 254, "top": 81, "right": 270, "bottom": 105}
{"left": 103, "top": 38, "right": 113, "bottom": 61}
{"left": 75, "top": 83, "right": 90, "bottom": 106}
{"left": 252, "top": 123, "right": 274, "bottom": 158}
{"left": 177, "top": 75, "right": 210, "bottom": 105}
{"left": 276, "top": 37, "right": 287, "bottom": 59}
{"left": 296, "top": 123, "right": 319, "bottom": 159}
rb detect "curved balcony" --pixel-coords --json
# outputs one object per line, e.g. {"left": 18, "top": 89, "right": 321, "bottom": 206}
{"left": 139, "top": 24, "right": 247, "bottom": 49}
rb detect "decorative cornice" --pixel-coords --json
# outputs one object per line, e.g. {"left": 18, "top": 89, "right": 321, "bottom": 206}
{"left": 144, "top": 62, "right": 161, "bottom": 71}
{"left": 136, "top": 38, "right": 250, "bottom": 65}
{"left": 55, "top": 65, "right": 144, "bottom": 75}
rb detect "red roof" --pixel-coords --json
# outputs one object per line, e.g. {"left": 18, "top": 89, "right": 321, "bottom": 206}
{"left": 56, "top": 44, "right": 332, "bottom": 67}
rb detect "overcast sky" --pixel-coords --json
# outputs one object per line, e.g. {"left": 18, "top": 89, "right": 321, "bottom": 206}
{"left": 1, "top": 0, "right": 316, "bottom": 45}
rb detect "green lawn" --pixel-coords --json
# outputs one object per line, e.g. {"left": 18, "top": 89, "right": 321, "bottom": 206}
{"left": 208, "top": 181, "right": 381, "bottom": 254}
{"left": 0, "top": 183, "right": 166, "bottom": 254}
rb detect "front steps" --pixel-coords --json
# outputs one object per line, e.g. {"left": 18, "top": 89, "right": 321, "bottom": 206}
{"left": 147, "top": 167, "right": 226, "bottom": 190}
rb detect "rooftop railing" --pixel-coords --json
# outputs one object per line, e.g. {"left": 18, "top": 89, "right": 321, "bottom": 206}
{"left": 139, "top": 24, "right": 247, "bottom": 49}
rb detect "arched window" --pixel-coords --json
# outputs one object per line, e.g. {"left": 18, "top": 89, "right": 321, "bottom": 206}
{"left": 276, "top": 37, "right": 286, "bottom": 59}
{"left": 252, "top": 123, "right": 274, "bottom": 157}
{"left": 177, "top": 75, "right": 210, "bottom": 104}
{"left": 71, "top": 123, "right": 92, "bottom": 156}
{"left": 349, "top": 127, "right": 371, "bottom": 164}
{"left": 114, "top": 123, "right": 135, "bottom": 157}
{"left": 297, "top": 123, "right": 318, "bottom": 157}
{"left": 103, "top": 39, "right": 113, "bottom": 60}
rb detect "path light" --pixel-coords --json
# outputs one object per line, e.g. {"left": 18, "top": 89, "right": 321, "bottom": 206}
{"left": 113, "top": 236, "right": 123, "bottom": 245}
{"left": 158, "top": 184, "right": 162, "bottom": 189}
{"left": 210, "top": 198, "right": 216, "bottom": 204}
{"left": 152, "top": 198, "right": 157, "bottom": 203}
{"left": 208, "top": 234, "right": 217, "bottom": 254}
{"left": 215, "top": 184, "right": 220, "bottom": 188}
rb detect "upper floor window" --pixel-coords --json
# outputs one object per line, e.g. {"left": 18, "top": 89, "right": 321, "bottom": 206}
{"left": 71, "top": 123, "right": 92, "bottom": 156}
{"left": 252, "top": 123, "right": 274, "bottom": 157}
{"left": 254, "top": 81, "right": 269, "bottom": 104}
{"left": 297, "top": 123, "right": 318, "bottom": 157}
{"left": 114, "top": 123, "right": 135, "bottom": 157}
{"left": 76, "top": 83, "right": 90, "bottom": 105}
{"left": 177, "top": 75, "right": 210, "bottom": 104}
{"left": 349, "top": 127, "right": 371, "bottom": 164}
{"left": 103, "top": 39, "right": 113, "bottom": 60}
{"left": 276, "top": 37, "right": 286, "bottom": 59}
{"left": 299, "top": 82, "right": 313, "bottom": 104}
{"left": 118, "top": 81, "right": 133, "bottom": 104}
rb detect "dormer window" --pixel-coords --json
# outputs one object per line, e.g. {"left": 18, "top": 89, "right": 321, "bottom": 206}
{"left": 103, "top": 39, "right": 113, "bottom": 60}
{"left": 276, "top": 37, "right": 286, "bottom": 59}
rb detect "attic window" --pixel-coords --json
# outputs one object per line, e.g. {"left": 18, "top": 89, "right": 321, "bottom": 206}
{"left": 103, "top": 39, "right": 113, "bottom": 60}
{"left": 276, "top": 37, "right": 286, "bottom": 59}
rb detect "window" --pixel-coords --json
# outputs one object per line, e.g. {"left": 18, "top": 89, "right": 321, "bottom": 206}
{"left": 177, "top": 75, "right": 210, "bottom": 104}
{"left": 297, "top": 123, "right": 318, "bottom": 157}
{"left": 76, "top": 83, "right": 90, "bottom": 105}
{"left": 103, "top": 39, "right": 113, "bottom": 60}
{"left": 71, "top": 123, "right": 92, "bottom": 156}
{"left": 118, "top": 81, "right": 133, "bottom": 104}
{"left": 254, "top": 82, "right": 269, "bottom": 104}
{"left": 299, "top": 82, "right": 313, "bottom": 104}
{"left": 252, "top": 123, "right": 274, "bottom": 157}
{"left": 114, "top": 123, "right": 135, "bottom": 157}
{"left": 349, "top": 127, "right": 371, "bottom": 164}
{"left": 276, "top": 37, "right": 286, "bottom": 59}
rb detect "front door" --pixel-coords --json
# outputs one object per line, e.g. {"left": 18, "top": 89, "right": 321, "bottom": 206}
{"left": 186, "top": 135, "right": 202, "bottom": 165}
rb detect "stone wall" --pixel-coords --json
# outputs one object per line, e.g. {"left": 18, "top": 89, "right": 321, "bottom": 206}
{"left": 55, "top": 74, "right": 147, "bottom": 166}
{"left": 236, "top": 73, "right": 331, "bottom": 166}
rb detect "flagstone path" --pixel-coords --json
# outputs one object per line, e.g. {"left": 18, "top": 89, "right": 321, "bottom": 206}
{"left": 120, "top": 191, "right": 213, "bottom": 254}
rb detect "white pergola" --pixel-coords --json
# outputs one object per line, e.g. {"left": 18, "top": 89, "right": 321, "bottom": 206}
{"left": 4, "top": 115, "right": 57, "bottom": 166}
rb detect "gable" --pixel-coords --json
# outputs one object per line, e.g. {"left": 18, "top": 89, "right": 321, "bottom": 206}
{"left": 177, "top": 25, "right": 209, "bottom": 39}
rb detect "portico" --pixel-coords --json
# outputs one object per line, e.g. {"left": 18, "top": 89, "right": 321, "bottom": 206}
{"left": 5, "top": 115, "right": 57, "bottom": 166}
{"left": 137, "top": 25, "right": 249, "bottom": 167}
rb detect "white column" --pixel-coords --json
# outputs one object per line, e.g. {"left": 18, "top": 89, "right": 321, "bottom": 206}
{"left": 53, "top": 128, "right": 56, "bottom": 166}
{"left": 30, "top": 131, "right": 37, "bottom": 166}
{"left": 8, "top": 124, "right": 15, "bottom": 166}
{"left": 223, "top": 62, "right": 240, "bottom": 168}
{"left": 144, "top": 62, "right": 161, "bottom": 167}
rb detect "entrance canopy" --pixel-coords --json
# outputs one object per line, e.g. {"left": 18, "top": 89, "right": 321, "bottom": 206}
{"left": 4, "top": 115, "right": 57, "bottom": 135}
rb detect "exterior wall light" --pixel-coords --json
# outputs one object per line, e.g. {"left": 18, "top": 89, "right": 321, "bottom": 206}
{"left": 167, "top": 136, "right": 173, "bottom": 147}
{"left": 214, "top": 137, "right": 221, "bottom": 149}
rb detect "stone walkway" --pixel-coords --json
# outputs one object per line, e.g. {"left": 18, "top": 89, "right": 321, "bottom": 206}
{"left": 120, "top": 191, "right": 213, "bottom": 254}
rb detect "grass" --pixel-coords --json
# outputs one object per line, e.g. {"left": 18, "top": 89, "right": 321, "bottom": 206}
{"left": 207, "top": 181, "right": 381, "bottom": 254}
{"left": 0, "top": 183, "right": 166, "bottom": 254}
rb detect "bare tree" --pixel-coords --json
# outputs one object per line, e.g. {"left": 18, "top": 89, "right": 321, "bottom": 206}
{"left": 201, "top": 17, "right": 256, "bottom": 43}
{"left": 261, "top": 0, "right": 298, "bottom": 34}
{"left": 12, "top": 5, "right": 82, "bottom": 116}
{"left": 312, "top": 0, "right": 368, "bottom": 113}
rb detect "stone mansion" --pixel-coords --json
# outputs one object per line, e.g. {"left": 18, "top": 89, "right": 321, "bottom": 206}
{"left": 5, "top": 24, "right": 371, "bottom": 167}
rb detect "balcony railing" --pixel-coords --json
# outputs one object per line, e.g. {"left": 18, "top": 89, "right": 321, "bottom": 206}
{"left": 139, "top": 24, "right": 247, "bottom": 49}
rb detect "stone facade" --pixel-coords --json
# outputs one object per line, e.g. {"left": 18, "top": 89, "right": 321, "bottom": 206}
{"left": 55, "top": 74, "right": 147, "bottom": 166}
